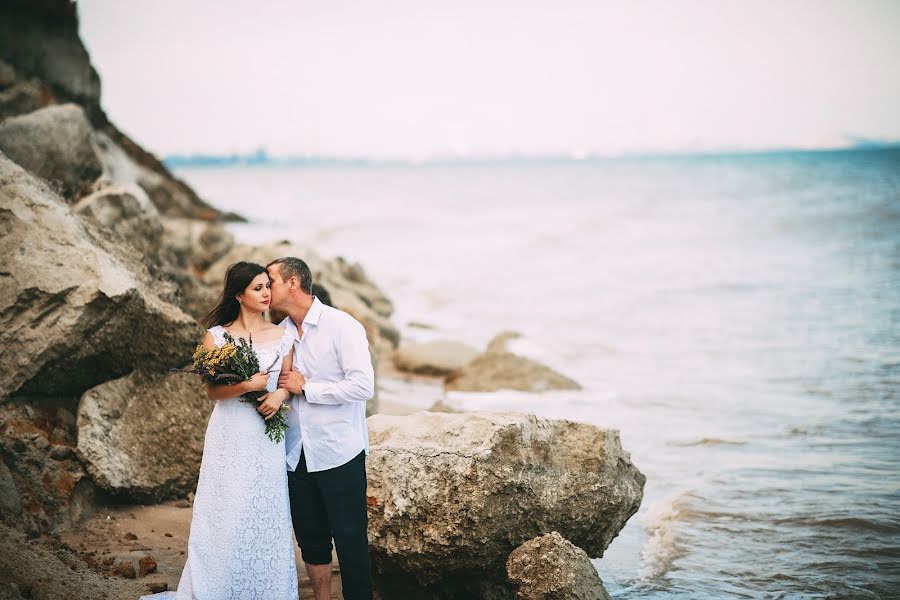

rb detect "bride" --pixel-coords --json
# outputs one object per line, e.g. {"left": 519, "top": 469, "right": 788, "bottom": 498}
{"left": 143, "top": 261, "right": 299, "bottom": 600}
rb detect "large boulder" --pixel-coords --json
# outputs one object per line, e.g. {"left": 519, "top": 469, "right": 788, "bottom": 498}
{"left": 506, "top": 532, "right": 612, "bottom": 600}
{"left": 0, "top": 103, "right": 101, "bottom": 198}
{"left": 365, "top": 412, "right": 644, "bottom": 597}
{"left": 393, "top": 340, "right": 479, "bottom": 376}
{"left": 77, "top": 370, "right": 212, "bottom": 502}
{"left": 445, "top": 352, "right": 581, "bottom": 393}
{"left": 73, "top": 182, "right": 164, "bottom": 258}
{"left": 0, "top": 153, "right": 202, "bottom": 399}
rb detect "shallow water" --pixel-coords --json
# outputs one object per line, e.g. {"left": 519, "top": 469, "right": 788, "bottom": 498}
{"left": 177, "top": 148, "right": 900, "bottom": 598}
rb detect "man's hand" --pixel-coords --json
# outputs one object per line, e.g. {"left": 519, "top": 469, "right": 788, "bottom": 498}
{"left": 257, "top": 388, "right": 288, "bottom": 420}
{"left": 278, "top": 370, "right": 306, "bottom": 396}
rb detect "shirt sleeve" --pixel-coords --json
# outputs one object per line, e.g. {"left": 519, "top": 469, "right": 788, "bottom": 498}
{"left": 302, "top": 317, "right": 374, "bottom": 405}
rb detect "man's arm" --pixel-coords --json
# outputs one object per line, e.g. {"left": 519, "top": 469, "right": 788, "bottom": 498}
{"left": 303, "top": 317, "right": 374, "bottom": 405}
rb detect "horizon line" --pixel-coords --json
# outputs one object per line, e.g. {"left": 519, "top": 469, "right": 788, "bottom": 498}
{"left": 163, "top": 142, "right": 900, "bottom": 169}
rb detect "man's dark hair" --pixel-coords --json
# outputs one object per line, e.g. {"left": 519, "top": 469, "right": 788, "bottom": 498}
{"left": 267, "top": 257, "right": 312, "bottom": 294}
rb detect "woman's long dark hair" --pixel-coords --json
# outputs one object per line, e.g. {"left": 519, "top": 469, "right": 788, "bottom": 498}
{"left": 202, "top": 261, "right": 267, "bottom": 328}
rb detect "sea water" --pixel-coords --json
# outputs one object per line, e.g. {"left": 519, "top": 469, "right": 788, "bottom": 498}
{"left": 176, "top": 148, "right": 900, "bottom": 598}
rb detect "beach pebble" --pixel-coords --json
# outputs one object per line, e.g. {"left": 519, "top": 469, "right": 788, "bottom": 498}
{"left": 115, "top": 560, "right": 136, "bottom": 579}
{"left": 138, "top": 555, "right": 157, "bottom": 577}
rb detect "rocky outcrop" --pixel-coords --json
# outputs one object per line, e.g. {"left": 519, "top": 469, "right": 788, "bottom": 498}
{"left": 365, "top": 411, "right": 644, "bottom": 598}
{"left": 77, "top": 371, "right": 212, "bottom": 502}
{"left": 0, "top": 1, "right": 100, "bottom": 108}
{"left": 393, "top": 340, "right": 479, "bottom": 376}
{"left": 0, "top": 103, "right": 101, "bottom": 198}
{"left": 91, "top": 130, "right": 229, "bottom": 221}
{"left": 0, "top": 402, "right": 97, "bottom": 535}
{"left": 445, "top": 352, "right": 581, "bottom": 393}
{"left": 73, "top": 183, "right": 164, "bottom": 258}
{"left": 506, "top": 532, "right": 612, "bottom": 600}
{"left": 0, "top": 2, "right": 228, "bottom": 221}
{"left": 0, "top": 154, "right": 201, "bottom": 399}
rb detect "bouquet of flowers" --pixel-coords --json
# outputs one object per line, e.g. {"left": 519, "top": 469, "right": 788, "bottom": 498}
{"left": 177, "top": 332, "right": 291, "bottom": 443}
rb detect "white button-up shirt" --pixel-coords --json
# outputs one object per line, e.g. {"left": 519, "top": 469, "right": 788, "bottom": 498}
{"left": 280, "top": 297, "right": 374, "bottom": 473}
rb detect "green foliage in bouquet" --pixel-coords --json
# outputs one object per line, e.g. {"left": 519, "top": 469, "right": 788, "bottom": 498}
{"left": 177, "top": 332, "right": 291, "bottom": 443}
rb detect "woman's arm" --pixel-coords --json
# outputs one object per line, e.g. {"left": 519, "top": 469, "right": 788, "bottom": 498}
{"left": 202, "top": 331, "right": 268, "bottom": 401}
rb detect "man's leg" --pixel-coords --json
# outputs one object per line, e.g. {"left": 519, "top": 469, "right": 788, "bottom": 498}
{"left": 287, "top": 451, "right": 335, "bottom": 600}
{"left": 318, "top": 451, "right": 372, "bottom": 600}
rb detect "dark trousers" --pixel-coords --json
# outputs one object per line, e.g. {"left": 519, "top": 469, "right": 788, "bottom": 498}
{"left": 287, "top": 449, "right": 372, "bottom": 600}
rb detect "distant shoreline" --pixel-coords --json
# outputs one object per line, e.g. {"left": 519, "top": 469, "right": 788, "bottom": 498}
{"left": 165, "top": 144, "right": 900, "bottom": 170}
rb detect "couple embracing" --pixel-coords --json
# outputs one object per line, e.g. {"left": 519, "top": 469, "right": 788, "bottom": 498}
{"left": 143, "top": 257, "right": 374, "bottom": 600}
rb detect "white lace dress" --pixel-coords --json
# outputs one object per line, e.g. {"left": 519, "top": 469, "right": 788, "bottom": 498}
{"left": 142, "top": 325, "right": 299, "bottom": 600}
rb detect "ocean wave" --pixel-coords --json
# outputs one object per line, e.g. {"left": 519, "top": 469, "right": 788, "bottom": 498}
{"left": 771, "top": 516, "right": 900, "bottom": 534}
{"left": 638, "top": 490, "right": 696, "bottom": 582}
{"left": 669, "top": 437, "right": 746, "bottom": 447}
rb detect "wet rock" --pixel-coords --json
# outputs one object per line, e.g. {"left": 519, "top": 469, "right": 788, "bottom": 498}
{"left": 366, "top": 411, "right": 644, "bottom": 597}
{"left": 507, "top": 532, "right": 612, "bottom": 600}
{"left": 0, "top": 154, "right": 202, "bottom": 399}
{"left": 77, "top": 370, "right": 212, "bottom": 502}
{"left": 445, "top": 352, "right": 581, "bottom": 393}
{"left": 0, "top": 104, "right": 101, "bottom": 198}
{"left": 393, "top": 340, "right": 480, "bottom": 376}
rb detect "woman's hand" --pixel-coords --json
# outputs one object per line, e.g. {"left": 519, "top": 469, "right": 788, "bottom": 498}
{"left": 257, "top": 388, "right": 288, "bottom": 420}
{"left": 244, "top": 371, "right": 270, "bottom": 393}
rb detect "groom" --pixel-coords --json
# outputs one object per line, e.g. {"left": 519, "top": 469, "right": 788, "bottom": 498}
{"left": 266, "top": 256, "right": 374, "bottom": 600}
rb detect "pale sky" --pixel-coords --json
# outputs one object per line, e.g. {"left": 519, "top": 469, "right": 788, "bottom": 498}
{"left": 78, "top": 0, "right": 900, "bottom": 159}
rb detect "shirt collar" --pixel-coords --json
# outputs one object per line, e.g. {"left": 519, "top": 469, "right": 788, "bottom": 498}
{"left": 304, "top": 296, "right": 324, "bottom": 327}
{"left": 288, "top": 296, "right": 324, "bottom": 341}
